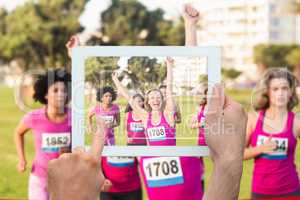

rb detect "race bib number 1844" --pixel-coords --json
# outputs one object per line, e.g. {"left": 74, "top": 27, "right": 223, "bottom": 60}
{"left": 257, "top": 135, "right": 288, "bottom": 160}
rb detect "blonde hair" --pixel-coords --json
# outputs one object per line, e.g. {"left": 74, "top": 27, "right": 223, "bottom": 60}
{"left": 253, "top": 68, "right": 299, "bottom": 111}
{"left": 144, "top": 88, "right": 164, "bottom": 112}
{"left": 197, "top": 82, "right": 208, "bottom": 106}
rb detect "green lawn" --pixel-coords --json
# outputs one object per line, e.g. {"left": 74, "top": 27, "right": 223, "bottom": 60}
{"left": 1, "top": 85, "right": 300, "bottom": 199}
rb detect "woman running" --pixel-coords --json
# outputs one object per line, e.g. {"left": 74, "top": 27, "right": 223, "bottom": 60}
{"left": 15, "top": 69, "right": 71, "bottom": 200}
{"left": 244, "top": 68, "right": 300, "bottom": 198}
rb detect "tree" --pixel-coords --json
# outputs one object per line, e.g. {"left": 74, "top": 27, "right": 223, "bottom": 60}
{"left": 253, "top": 44, "right": 296, "bottom": 73}
{"left": 222, "top": 68, "right": 242, "bottom": 80}
{"left": 286, "top": 47, "right": 300, "bottom": 81}
{"left": 291, "top": 0, "right": 300, "bottom": 13}
{"left": 87, "top": 0, "right": 184, "bottom": 46}
{"left": 122, "top": 57, "right": 166, "bottom": 93}
{"left": 85, "top": 57, "right": 120, "bottom": 87}
{"left": 253, "top": 44, "right": 269, "bottom": 73}
{"left": 0, "top": 8, "right": 6, "bottom": 33}
{"left": 198, "top": 74, "right": 208, "bottom": 84}
{"left": 0, "top": 8, "right": 7, "bottom": 62}
{"left": 0, "top": 0, "right": 87, "bottom": 70}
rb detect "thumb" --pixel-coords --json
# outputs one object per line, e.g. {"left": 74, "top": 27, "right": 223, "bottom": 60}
{"left": 268, "top": 135, "right": 273, "bottom": 141}
{"left": 206, "top": 83, "right": 224, "bottom": 116}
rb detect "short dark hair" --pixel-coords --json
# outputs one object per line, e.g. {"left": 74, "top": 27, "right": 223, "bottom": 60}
{"left": 96, "top": 86, "right": 117, "bottom": 102}
{"left": 124, "top": 93, "right": 145, "bottom": 113}
{"left": 33, "top": 69, "right": 71, "bottom": 105}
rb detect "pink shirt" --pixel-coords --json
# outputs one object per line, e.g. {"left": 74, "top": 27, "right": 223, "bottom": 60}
{"left": 22, "top": 107, "right": 71, "bottom": 178}
{"left": 140, "top": 112, "right": 204, "bottom": 200}
{"left": 101, "top": 156, "right": 141, "bottom": 192}
{"left": 250, "top": 110, "right": 300, "bottom": 195}
{"left": 126, "top": 111, "right": 147, "bottom": 145}
{"left": 197, "top": 105, "right": 207, "bottom": 146}
{"left": 89, "top": 104, "right": 120, "bottom": 145}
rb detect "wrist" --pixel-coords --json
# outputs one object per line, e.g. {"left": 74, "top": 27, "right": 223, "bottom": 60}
{"left": 19, "top": 157, "right": 26, "bottom": 162}
{"left": 256, "top": 146, "right": 263, "bottom": 154}
{"left": 184, "top": 21, "right": 197, "bottom": 28}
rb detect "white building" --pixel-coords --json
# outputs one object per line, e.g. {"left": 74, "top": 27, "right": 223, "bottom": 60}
{"left": 172, "top": 57, "right": 207, "bottom": 95}
{"left": 196, "top": 0, "right": 300, "bottom": 79}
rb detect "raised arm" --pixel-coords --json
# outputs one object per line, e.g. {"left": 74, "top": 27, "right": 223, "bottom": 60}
{"left": 66, "top": 35, "right": 80, "bottom": 58}
{"left": 112, "top": 72, "right": 148, "bottom": 121}
{"left": 182, "top": 4, "right": 200, "bottom": 46}
{"left": 164, "top": 57, "right": 176, "bottom": 125}
{"left": 87, "top": 109, "right": 96, "bottom": 134}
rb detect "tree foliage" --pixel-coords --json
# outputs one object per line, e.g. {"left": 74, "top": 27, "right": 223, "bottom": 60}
{"left": 87, "top": 0, "right": 184, "bottom": 46}
{"left": 0, "top": 0, "right": 87, "bottom": 70}
{"left": 122, "top": 57, "right": 166, "bottom": 93}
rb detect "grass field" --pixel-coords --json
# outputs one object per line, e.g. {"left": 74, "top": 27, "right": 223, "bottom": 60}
{"left": 1, "top": 85, "right": 300, "bottom": 199}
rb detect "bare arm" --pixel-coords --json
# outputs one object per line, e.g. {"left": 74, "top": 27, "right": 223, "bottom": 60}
{"left": 112, "top": 110, "right": 120, "bottom": 128}
{"left": 182, "top": 4, "right": 200, "bottom": 46}
{"left": 190, "top": 121, "right": 202, "bottom": 129}
{"left": 14, "top": 121, "right": 30, "bottom": 172}
{"left": 87, "top": 110, "right": 96, "bottom": 133}
{"left": 293, "top": 116, "right": 300, "bottom": 138}
{"left": 112, "top": 72, "right": 148, "bottom": 122}
{"left": 174, "top": 103, "right": 182, "bottom": 123}
{"left": 189, "top": 114, "right": 201, "bottom": 129}
{"left": 66, "top": 35, "right": 80, "bottom": 58}
{"left": 164, "top": 57, "right": 176, "bottom": 126}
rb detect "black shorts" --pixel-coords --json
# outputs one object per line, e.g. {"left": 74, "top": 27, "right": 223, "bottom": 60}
{"left": 251, "top": 189, "right": 300, "bottom": 199}
{"left": 100, "top": 188, "right": 142, "bottom": 200}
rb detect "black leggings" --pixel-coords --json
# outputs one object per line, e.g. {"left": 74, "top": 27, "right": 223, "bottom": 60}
{"left": 252, "top": 189, "right": 300, "bottom": 199}
{"left": 100, "top": 188, "right": 142, "bottom": 200}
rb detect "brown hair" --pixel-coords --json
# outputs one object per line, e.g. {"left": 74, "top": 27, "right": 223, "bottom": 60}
{"left": 253, "top": 68, "right": 299, "bottom": 111}
{"left": 144, "top": 88, "right": 164, "bottom": 112}
{"left": 124, "top": 93, "right": 145, "bottom": 113}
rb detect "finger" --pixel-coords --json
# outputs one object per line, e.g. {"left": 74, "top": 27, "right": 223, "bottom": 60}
{"left": 90, "top": 127, "right": 105, "bottom": 160}
{"left": 206, "top": 84, "right": 223, "bottom": 115}
{"left": 73, "top": 146, "right": 86, "bottom": 154}
{"left": 217, "top": 84, "right": 225, "bottom": 110}
{"left": 184, "top": 4, "right": 189, "bottom": 12}
{"left": 59, "top": 152, "right": 72, "bottom": 160}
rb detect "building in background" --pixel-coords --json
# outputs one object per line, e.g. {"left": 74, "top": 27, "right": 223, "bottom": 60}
{"left": 197, "top": 0, "right": 300, "bottom": 80}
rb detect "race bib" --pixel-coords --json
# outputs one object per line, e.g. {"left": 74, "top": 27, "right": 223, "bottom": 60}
{"left": 143, "top": 157, "right": 184, "bottom": 187}
{"left": 146, "top": 126, "right": 166, "bottom": 141}
{"left": 130, "top": 122, "right": 144, "bottom": 132}
{"left": 257, "top": 135, "right": 288, "bottom": 160}
{"left": 99, "top": 115, "right": 114, "bottom": 123}
{"left": 107, "top": 156, "right": 135, "bottom": 167}
{"left": 42, "top": 133, "right": 71, "bottom": 153}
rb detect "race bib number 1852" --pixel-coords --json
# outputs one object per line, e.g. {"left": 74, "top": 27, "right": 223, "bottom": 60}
{"left": 42, "top": 133, "right": 71, "bottom": 153}
{"left": 143, "top": 157, "right": 184, "bottom": 187}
